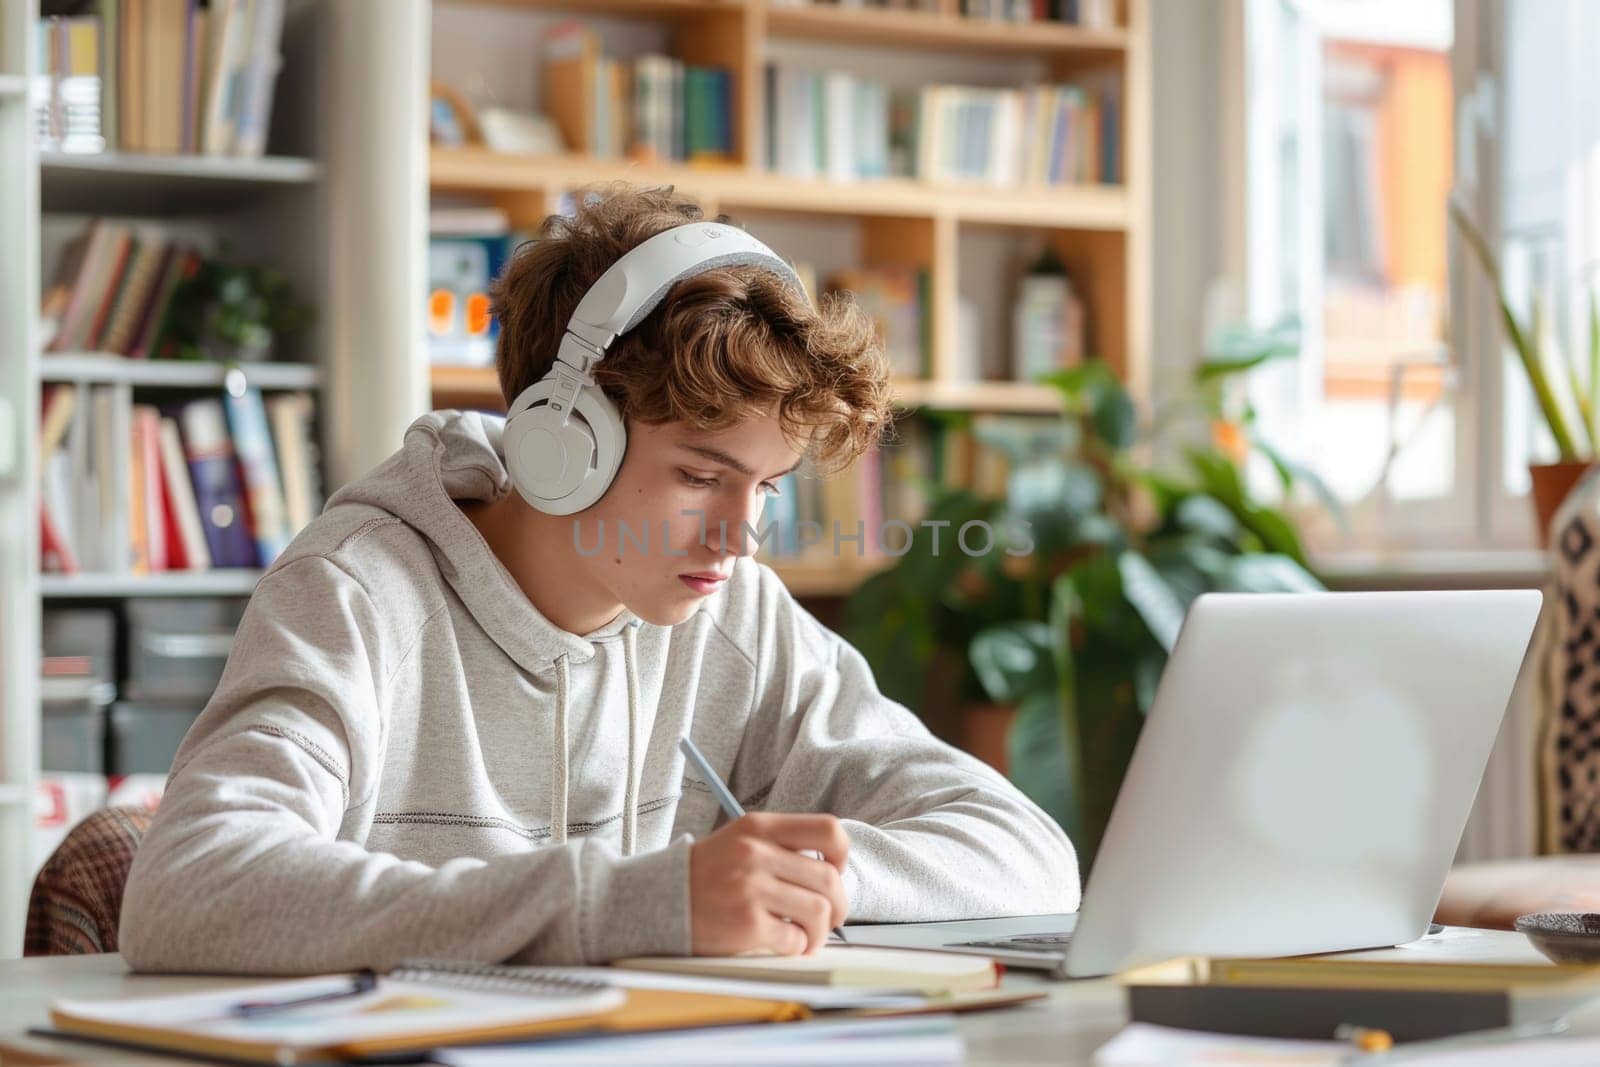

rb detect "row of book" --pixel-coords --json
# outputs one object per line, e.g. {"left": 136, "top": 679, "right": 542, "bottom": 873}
{"left": 765, "top": 66, "right": 1122, "bottom": 187}
{"left": 38, "top": 381, "right": 322, "bottom": 576}
{"left": 41, "top": 219, "right": 198, "bottom": 357}
{"left": 34, "top": 0, "right": 284, "bottom": 158}
{"left": 543, "top": 22, "right": 733, "bottom": 165}
{"left": 767, "top": 0, "right": 1119, "bottom": 28}
{"left": 960, "top": 0, "right": 1119, "bottom": 25}
{"left": 759, "top": 417, "right": 1028, "bottom": 563}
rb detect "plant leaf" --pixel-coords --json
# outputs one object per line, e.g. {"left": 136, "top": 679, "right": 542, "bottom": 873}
{"left": 1117, "top": 551, "right": 1186, "bottom": 652}
{"left": 970, "top": 621, "right": 1057, "bottom": 704}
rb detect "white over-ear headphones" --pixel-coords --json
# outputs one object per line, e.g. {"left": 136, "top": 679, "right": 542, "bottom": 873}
{"left": 502, "top": 221, "right": 805, "bottom": 516}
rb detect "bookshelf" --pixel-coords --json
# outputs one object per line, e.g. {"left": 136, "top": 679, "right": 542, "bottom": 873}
{"left": 427, "top": 0, "right": 1150, "bottom": 596}
{"left": 0, "top": 0, "right": 428, "bottom": 957}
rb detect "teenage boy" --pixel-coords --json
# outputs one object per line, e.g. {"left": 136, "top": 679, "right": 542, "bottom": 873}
{"left": 121, "top": 184, "right": 1078, "bottom": 974}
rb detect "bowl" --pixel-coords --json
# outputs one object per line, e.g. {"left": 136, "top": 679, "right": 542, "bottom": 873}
{"left": 1514, "top": 912, "right": 1600, "bottom": 964}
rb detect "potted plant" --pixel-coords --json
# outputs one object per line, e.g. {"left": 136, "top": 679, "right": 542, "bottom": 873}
{"left": 846, "top": 327, "right": 1328, "bottom": 873}
{"left": 158, "top": 252, "right": 314, "bottom": 364}
{"left": 1451, "top": 200, "right": 1599, "bottom": 543}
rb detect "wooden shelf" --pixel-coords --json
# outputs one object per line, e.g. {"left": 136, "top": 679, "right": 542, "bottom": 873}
{"left": 435, "top": 0, "right": 738, "bottom": 16}
{"left": 430, "top": 148, "right": 1129, "bottom": 231}
{"left": 39, "top": 570, "right": 265, "bottom": 599}
{"left": 432, "top": 364, "right": 1065, "bottom": 414}
{"left": 41, "top": 151, "right": 320, "bottom": 214}
{"left": 766, "top": 4, "right": 1126, "bottom": 59}
{"left": 770, "top": 558, "right": 891, "bottom": 598}
{"left": 893, "top": 380, "right": 1063, "bottom": 413}
{"left": 41, "top": 354, "right": 321, "bottom": 391}
{"left": 432, "top": 364, "right": 504, "bottom": 409}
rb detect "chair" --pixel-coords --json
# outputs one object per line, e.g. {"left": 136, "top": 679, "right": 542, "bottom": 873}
{"left": 25, "top": 805, "right": 155, "bottom": 956}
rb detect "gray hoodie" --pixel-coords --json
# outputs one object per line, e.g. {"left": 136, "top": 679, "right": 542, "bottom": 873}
{"left": 119, "top": 411, "right": 1080, "bottom": 975}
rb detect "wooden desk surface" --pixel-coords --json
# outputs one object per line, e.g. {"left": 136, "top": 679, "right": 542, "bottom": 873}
{"left": 0, "top": 953, "right": 1128, "bottom": 1066}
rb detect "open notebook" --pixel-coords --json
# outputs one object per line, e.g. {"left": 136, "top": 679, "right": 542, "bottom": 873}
{"left": 612, "top": 946, "right": 1000, "bottom": 995}
{"left": 48, "top": 960, "right": 807, "bottom": 1065}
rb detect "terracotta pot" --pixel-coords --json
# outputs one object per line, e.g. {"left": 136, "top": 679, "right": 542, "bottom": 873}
{"left": 1530, "top": 462, "right": 1595, "bottom": 548}
{"left": 961, "top": 703, "right": 1016, "bottom": 776}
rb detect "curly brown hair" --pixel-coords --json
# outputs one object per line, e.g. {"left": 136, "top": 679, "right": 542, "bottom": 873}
{"left": 490, "top": 183, "right": 893, "bottom": 473}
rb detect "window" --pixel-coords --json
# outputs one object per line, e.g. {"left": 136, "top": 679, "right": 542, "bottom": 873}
{"left": 1241, "top": 0, "right": 1460, "bottom": 553}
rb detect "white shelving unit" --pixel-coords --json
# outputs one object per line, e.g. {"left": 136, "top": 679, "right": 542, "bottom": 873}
{"left": 40, "top": 354, "right": 322, "bottom": 390}
{"left": 0, "top": 0, "right": 429, "bottom": 957}
{"left": 0, "top": 0, "right": 43, "bottom": 961}
{"left": 39, "top": 571, "right": 267, "bottom": 600}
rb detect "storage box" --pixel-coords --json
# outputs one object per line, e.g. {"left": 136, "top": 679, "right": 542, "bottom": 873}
{"left": 109, "top": 701, "right": 204, "bottom": 776}
{"left": 124, "top": 599, "right": 245, "bottom": 702}
{"left": 40, "top": 675, "right": 114, "bottom": 774}
{"left": 41, "top": 608, "right": 117, "bottom": 680}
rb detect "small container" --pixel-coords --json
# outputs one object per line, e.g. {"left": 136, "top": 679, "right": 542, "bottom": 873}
{"left": 125, "top": 599, "right": 244, "bottom": 702}
{"left": 1514, "top": 912, "right": 1600, "bottom": 964}
{"left": 109, "top": 701, "right": 205, "bottom": 776}
{"left": 40, "top": 675, "right": 115, "bottom": 774}
{"left": 41, "top": 608, "right": 117, "bottom": 680}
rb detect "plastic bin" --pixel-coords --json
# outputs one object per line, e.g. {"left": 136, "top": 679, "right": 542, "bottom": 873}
{"left": 124, "top": 599, "right": 244, "bottom": 702}
{"left": 109, "top": 701, "right": 204, "bottom": 776}
{"left": 41, "top": 608, "right": 117, "bottom": 680}
{"left": 40, "top": 675, "right": 114, "bottom": 774}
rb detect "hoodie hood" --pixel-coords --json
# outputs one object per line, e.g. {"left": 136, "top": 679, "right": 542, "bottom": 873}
{"left": 327, "top": 410, "right": 641, "bottom": 674}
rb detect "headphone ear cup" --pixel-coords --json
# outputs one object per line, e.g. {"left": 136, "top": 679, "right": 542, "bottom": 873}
{"left": 504, "top": 380, "right": 626, "bottom": 516}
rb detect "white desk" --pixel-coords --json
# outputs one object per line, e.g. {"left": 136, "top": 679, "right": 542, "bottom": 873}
{"left": 0, "top": 954, "right": 1128, "bottom": 1066}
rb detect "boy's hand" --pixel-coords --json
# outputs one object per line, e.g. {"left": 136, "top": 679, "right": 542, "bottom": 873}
{"left": 688, "top": 812, "right": 849, "bottom": 956}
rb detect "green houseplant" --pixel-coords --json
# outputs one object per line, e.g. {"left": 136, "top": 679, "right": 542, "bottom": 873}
{"left": 1450, "top": 200, "right": 1600, "bottom": 541}
{"left": 845, "top": 328, "right": 1328, "bottom": 872}
{"left": 159, "top": 252, "right": 314, "bottom": 364}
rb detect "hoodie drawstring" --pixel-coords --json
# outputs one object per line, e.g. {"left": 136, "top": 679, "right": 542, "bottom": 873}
{"left": 621, "top": 623, "right": 642, "bottom": 858}
{"left": 549, "top": 626, "right": 644, "bottom": 856}
{"left": 551, "top": 655, "right": 571, "bottom": 847}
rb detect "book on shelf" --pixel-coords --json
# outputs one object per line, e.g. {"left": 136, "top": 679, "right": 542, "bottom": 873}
{"left": 32, "top": 0, "right": 285, "bottom": 159}
{"left": 34, "top": 14, "right": 105, "bottom": 154}
{"left": 960, "top": 0, "right": 1118, "bottom": 26}
{"left": 428, "top": 208, "right": 514, "bottom": 369}
{"left": 824, "top": 266, "right": 929, "bottom": 380}
{"left": 36, "top": 382, "right": 320, "bottom": 578}
{"left": 542, "top": 22, "right": 732, "bottom": 164}
{"left": 41, "top": 217, "right": 200, "bottom": 358}
{"left": 758, "top": 417, "right": 1033, "bottom": 571}
{"left": 763, "top": 65, "right": 1121, "bottom": 186}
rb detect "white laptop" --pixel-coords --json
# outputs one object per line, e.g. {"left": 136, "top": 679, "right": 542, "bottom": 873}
{"left": 846, "top": 590, "right": 1544, "bottom": 978}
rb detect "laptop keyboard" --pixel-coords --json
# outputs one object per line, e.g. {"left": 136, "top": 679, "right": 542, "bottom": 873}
{"left": 952, "top": 933, "right": 1073, "bottom": 951}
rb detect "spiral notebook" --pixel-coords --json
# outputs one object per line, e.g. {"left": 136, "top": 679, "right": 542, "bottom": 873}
{"left": 47, "top": 959, "right": 808, "bottom": 1065}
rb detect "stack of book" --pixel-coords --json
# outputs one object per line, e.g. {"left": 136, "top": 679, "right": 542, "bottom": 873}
{"left": 33, "top": 0, "right": 285, "bottom": 158}
{"left": 763, "top": 66, "right": 1121, "bottom": 187}
{"left": 543, "top": 22, "right": 733, "bottom": 165}
{"left": 40, "top": 219, "right": 199, "bottom": 357}
{"left": 38, "top": 382, "right": 321, "bottom": 576}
